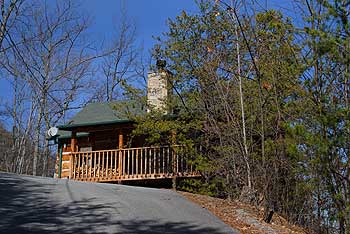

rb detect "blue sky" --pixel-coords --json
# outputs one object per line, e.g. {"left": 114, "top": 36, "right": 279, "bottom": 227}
{"left": 0, "top": 0, "right": 299, "bottom": 112}
{"left": 82, "top": 0, "right": 199, "bottom": 56}
{"left": 0, "top": 0, "right": 199, "bottom": 102}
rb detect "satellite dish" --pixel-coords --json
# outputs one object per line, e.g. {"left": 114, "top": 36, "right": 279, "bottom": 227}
{"left": 47, "top": 127, "right": 59, "bottom": 137}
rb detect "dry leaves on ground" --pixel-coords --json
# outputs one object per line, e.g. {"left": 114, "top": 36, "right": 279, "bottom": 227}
{"left": 178, "top": 191, "right": 307, "bottom": 234}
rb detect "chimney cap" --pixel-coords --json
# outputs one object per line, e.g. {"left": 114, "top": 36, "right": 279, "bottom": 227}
{"left": 156, "top": 59, "right": 166, "bottom": 69}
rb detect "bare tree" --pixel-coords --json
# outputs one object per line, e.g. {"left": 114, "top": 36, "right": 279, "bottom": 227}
{"left": 1, "top": 0, "right": 97, "bottom": 176}
{"left": 0, "top": 0, "right": 37, "bottom": 175}
{"left": 100, "top": 8, "right": 139, "bottom": 102}
{"left": 0, "top": 0, "right": 143, "bottom": 176}
{"left": 0, "top": 0, "right": 26, "bottom": 50}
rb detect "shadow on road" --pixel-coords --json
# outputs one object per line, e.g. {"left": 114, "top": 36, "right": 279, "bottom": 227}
{"left": 0, "top": 173, "right": 230, "bottom": 234}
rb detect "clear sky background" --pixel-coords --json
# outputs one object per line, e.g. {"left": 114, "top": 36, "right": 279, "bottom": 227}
{"left": 82, "top": 0, "right": 199, "bottom": 51}
{"left": 0, "top": 0, "right": 299, "bottom": 119}
{"left": 0, "top": 0, "right": 199, "bottom": 103}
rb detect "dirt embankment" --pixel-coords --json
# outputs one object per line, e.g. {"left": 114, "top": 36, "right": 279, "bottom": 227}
{"left": 179, "top": 191, "right": 307, "bottom": 234}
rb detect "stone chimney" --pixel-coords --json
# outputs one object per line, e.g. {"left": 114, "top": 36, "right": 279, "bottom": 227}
{"left": 147, "top": 70, "right": 169, "bottom": 114}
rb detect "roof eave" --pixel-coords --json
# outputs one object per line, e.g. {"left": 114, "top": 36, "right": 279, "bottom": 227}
{"left": 47, "top": 132, "right": 90, "bottom": 141}
{"left": 57, "top": 119, "right": 133, "bottom": 130}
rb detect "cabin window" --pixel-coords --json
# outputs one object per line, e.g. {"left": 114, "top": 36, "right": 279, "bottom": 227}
{"left": 80, "top": 146, "right": 92, "bottom": 152}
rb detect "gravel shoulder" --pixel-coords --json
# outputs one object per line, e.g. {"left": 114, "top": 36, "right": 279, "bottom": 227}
{"left": 0, "top": 172, "right": 237, "bottom": 234}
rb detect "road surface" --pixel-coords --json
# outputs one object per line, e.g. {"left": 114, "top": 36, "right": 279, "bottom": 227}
{"left": 0, "top": 172, "right": 237, "bottom": 234}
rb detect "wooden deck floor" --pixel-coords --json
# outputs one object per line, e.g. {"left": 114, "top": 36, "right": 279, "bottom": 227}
{"left": 73, "top": 173, "right": 200, "bottom": 183}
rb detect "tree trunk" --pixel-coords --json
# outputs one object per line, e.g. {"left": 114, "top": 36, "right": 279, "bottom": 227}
{"left": 41, "top": 139, "right": 49, "bottom": 177}
{"left": 33, "top": 109, "right": 42, "bottom": 176}
{"left": 233, "top": 3, "right": 251, "bottom": 189}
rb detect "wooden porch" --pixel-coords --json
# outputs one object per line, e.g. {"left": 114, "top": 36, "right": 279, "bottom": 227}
{"left": 67, "top": 145, "right": 199, "bottom": 183}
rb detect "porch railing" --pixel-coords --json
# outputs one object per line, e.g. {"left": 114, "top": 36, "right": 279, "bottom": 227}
{"left": 69, "top": 145, "right": 198, "bottom": 181}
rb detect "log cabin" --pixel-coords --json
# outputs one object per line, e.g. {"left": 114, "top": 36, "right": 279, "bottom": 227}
{"left": 49, "top": 67, "right": 199, "bottom": 184}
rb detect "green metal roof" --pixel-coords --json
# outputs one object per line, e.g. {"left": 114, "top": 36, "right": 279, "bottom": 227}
{"left": 57, "top": 101, "right": 145, "bottom": 130}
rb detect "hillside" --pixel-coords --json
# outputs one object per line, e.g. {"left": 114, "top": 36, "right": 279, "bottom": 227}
{"left": 180, "top": 192, "right": 306, "bottom": 234}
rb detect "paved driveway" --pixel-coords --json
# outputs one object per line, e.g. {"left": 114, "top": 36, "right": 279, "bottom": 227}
{"left": 0, "top": 172, "right": 237, "bottom": 234}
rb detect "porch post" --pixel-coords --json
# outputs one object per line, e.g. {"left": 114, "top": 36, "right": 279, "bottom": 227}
{"left": 71, "top": 131, "right": 77, "bottom": 152}
{"left": 58, "top": 144, "right": 63, "bottom": 178}
{"left": 118, "top": 130, "right": 123, "bottom": 179}
{"left": 171, "top": 130, "right": 177, "bottom": 190}
{"left": 118, "top": 130, "right": 123, "bottom": 149}
{"left": 70, "top": 131, "right": 77, "bottom": 179}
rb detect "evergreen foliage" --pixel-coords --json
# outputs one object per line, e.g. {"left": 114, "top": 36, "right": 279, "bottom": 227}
{"left": 131, "top": 1, "right": 350, "bottom": 233}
